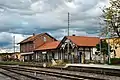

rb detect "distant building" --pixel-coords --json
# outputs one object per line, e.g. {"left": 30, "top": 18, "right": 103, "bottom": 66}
{"left": 0, "top": 52, "right": 22, "bottom": 61}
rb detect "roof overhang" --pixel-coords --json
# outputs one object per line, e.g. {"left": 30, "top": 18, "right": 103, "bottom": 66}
{"left": 21, "top": 52, "right": 34, "bottom": 55}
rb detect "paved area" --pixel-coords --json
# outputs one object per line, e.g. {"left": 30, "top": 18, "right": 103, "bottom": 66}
{"left": 64, "top": 64, "right": 120, "bottom": 69}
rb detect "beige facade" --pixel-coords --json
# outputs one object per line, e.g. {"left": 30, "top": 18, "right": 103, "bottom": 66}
{"left": 106, "top": 38, "right": 120, "bottom": 58}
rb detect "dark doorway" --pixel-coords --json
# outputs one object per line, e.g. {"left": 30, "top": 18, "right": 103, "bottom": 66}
{"left": 29, "top": 55, "right": 33, "bottom": 61}
{"left": 78, "top": 52, "right": 82, "bottom": 63}
{"left": 52, "top": 52, "right": 54, "bottom": 59}
{"left": 45, "top": 54, "right": 48, "bottom": 62}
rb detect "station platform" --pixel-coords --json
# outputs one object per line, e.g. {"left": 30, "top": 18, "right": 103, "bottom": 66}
{"left": 64, "top": 64, "right": 120, "bottom": 70}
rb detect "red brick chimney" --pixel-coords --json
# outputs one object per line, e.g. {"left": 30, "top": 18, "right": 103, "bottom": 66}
{"left": 72, "top": 34, "right": 75, "bottom": 36}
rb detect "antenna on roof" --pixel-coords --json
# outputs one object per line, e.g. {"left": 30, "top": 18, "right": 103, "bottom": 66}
{"left": 33, "top": 28, "right": 36, "bottom": 36}
{"left": 33, "top": 33, "right": 35, "bottom": 36}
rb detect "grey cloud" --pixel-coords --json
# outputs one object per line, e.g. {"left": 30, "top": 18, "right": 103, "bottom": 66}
{"left": 0, "top": 32, "right": 12, "bottom": 46}
{"left": 0, "top": 0, "right": 108, "bottom": 51}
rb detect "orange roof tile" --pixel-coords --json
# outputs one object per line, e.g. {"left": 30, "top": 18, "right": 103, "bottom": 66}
{"left": 19, "top": 34, "right": 43, "bottom": 44}
{"left": 19, "top": 33, "right": 57, "bottom": 44}
{"left": 35, "top": 41, "right": 60, "bottom": 51}
{"left": 67, "top": 36, "right": 100, "bottom": 47}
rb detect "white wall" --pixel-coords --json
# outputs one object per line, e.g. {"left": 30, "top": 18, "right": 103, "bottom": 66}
{"left": 92, "top": 48, "right": 97, "bottom": 55}
{"left": 85, "top": 51, "right": 90, "bottom": 60}
{"left": 54, "top": 52, "right": 58, "bottom": 59}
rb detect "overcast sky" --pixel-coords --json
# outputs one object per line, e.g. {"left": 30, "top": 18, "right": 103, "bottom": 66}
{"left": 0, "top": 0, "right": 109, "bottom": 52}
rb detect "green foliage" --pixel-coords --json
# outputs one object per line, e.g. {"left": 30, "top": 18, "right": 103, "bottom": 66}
{"left": 96, "top": 40, "right": 112, "bottom": 55}
{"left": 0, "top": 61, "right": 43, "bottom": 67}
{"left": 0, "top": 61, "right": 26, "bottom": 65}
{"left": 102, "top": 0, "right": 120, "bottom": 38}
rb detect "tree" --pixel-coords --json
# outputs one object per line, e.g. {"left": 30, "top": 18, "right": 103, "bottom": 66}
{"left": 102, "top": 0, "right": 120, "bottom": 38}
{"left": 96, "top": 40, "right": 112, "bottom": 63}
{"left": 96, "top": 40, "right": 112, "bottom": 54}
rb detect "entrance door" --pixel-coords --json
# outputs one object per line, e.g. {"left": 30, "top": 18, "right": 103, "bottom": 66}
{"left": 45, "top": 54, "right": 48, "bottom": 62}
{"left": 78, "top": 52, "right": 82, "bottom": 63}
{"left": 52, "top": 52, "right": 54, "bottom": 59}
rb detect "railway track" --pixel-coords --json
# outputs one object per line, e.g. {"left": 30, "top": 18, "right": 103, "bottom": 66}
{"left": 0, "top": 68, "right": 43, "bottom": 80}
{"left": 0, "top": 66, "right": 106, "bottom": 80}
{"left": 17, "top": 64, "right": 120, "bottom": 77}
{"left": 32, "top": 65, "right": 120, "bottom": 77}
{"left": 63, "top": 66, "right": 120, "bottom": 77}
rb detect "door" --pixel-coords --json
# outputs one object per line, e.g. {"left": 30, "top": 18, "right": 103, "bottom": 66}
{"left": 78, "top": 52, "right": 82, "bottom": 63}
{"left": 52, "top": 52, "right": 54, "bottom": 59}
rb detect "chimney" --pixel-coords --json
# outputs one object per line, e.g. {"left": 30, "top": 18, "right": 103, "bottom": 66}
{"left": 72, "top": 34, "right": 75, "bottom": 36}
{"left": 33, "top": 33, "right": 35, "bottom": 36}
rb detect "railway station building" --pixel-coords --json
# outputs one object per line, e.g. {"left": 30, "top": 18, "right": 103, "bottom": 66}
{"left": 19, "top": 33, "right": 100, "bottom": 63}
{"left": 56, "top": 36, "right": 100, "bottom": 63}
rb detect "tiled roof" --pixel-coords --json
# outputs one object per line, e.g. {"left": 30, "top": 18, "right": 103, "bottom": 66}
{"left": 67, "top": 36, "right": 100, "bottom": 47}
{"left": 19, "top": 34, "right": 43, "bottom": 44}
{"left": 35, "top": 41, "right": 60, "bottom": 51}
{"left": 19, "top": 33, "right": 57, "bottom": 44}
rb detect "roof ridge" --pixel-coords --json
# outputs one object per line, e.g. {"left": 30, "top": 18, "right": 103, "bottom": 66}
{"left": 68, "top": 36, "right": 99, "bottom": 38}
{"left": 19, "top": 33, "right": 47, "bottom": 44}
{"left": 67, "top": 36, "right": 100, "bottom": 47}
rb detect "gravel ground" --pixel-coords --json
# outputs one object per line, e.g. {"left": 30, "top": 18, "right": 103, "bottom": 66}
{"left": 9, "top": 69, "right": 69, "bottom": 80}
{"left": 0, "top": 73, "right": 13, "bottom": 80}
{"left": 25, "top": 67, "right": 120, "bottom": 80}
{"left": 0, "top": 68, "right": 36, "bottom": 80}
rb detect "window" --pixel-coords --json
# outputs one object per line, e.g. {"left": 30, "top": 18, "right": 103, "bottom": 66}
{"left": 43, "top": 37, "right": 46, "bottom": 42}
{"left": 85, "top": 48, "right": 89, "bottom": 50}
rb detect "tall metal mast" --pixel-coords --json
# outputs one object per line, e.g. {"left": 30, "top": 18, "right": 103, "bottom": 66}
{"left": 68, "top": 12, "right": 70, "bottom": 36}
{"left": 108, "top": 27, "right": 111, "bottom": 64}
{"left": 67, "top": 12, "right": 70, "bottom": 60}
{"left": 106, "top": 20, "right": 111, "bottom": 64}
{"left": 99, "top": 26, "right": 102, "bottom": 59}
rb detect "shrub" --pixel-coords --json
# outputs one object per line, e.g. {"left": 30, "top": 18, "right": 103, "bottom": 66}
{"left": 110, "top": 58, "right": 120, "bottom": 64}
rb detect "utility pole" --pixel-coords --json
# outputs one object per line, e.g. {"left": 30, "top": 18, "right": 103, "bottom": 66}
{"left": 106, "top": 20, "right": 111, "bottom": 64}
{"left": 104, "top": 19, "right": 111, "bottom": 64}
{"left": 68, "top": 12, "right": 70, "bottom": 36}
{"left": 13, "top": 36, "right": 15, "bottom": 53}
{"left": 67, "top": 12, "right": 70, "bottom": 60}
{"left": 99, "top": 26, "right": 102, "bottom": 62}
{"left": 108, "top": 27, "right": 111, "bottom": 64}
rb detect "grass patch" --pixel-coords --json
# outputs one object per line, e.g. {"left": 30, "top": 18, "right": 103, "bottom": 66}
{"left": 0, "top": 61, "right": 43, "bottom": 67}
{"left": 0, "top": 60, "right": 69, "bottom": 68}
